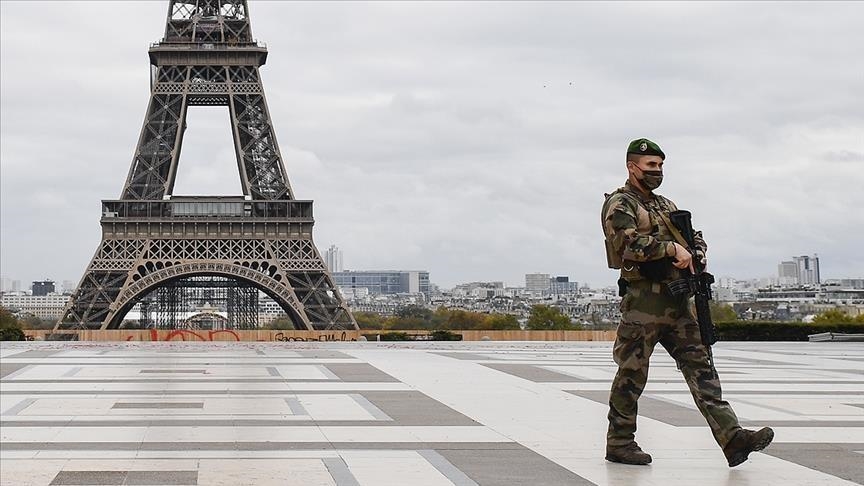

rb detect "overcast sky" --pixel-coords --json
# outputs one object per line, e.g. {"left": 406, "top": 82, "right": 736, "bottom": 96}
{"left": 1, "top": 1, "right": 862, "bottom": 290}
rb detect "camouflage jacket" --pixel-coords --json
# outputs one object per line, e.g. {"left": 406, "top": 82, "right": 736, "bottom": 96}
{"left": 602, "top": 181, "right": 706, "bottom": 280}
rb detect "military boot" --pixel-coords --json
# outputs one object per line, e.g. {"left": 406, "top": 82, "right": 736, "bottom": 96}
{"left": 723, "top": 427, "right": 774, "bottom": 467}
{"left": 605, "top": 442, "right": 652, "bottom": 465}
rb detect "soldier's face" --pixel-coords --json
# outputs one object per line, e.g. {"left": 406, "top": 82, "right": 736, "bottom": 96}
{"left": 628, "top": 155, "right": 665, "bottom": 191}
{"left": 627, "top": 155, "right": 664, "bottom": 176}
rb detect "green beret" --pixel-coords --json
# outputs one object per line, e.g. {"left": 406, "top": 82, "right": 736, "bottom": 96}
{"left": 626, "top": 138, "right": 665, "bottom": 160}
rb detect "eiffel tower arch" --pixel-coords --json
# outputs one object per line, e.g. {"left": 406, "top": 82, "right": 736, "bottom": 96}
{"left": 56, "top": 0, "right": 357, "bottom": 331}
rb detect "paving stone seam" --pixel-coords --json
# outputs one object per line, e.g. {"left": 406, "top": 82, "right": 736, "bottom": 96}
{"left": 321, "top": 457, "right": 361, "bottom": 486}
{"left": 418, "top": 449, "right": 480, "bottom": 486}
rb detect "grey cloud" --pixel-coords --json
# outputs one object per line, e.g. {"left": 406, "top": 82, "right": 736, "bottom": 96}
{"left": 2, "top": 1, "right": 863, "bottom": 289}
{"left": 822, "top": 150, "right": 864, "bottom": 163}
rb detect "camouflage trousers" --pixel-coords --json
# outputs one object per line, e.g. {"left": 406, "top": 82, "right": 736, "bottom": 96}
{"left": 607, "top": 280, "right": 742, "bottom": 449}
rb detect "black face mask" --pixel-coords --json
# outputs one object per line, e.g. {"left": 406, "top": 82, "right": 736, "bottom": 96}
{"left": 632, "top": 164, "right": 663, "bottom": 190}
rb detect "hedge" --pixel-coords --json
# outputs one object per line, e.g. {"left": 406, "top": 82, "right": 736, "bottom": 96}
{"left": 362, "top": 330, "right": 463, "bottom": 341}
{"left": 715, "top": 321, "right": 864, "bottom": 341}
{"left": 0, "top": 326, "right": 26, "bottom": 341}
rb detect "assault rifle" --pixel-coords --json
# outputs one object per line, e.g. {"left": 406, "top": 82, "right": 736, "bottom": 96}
{"left": 668, "top": 210, "right": 717, "bottom": 346}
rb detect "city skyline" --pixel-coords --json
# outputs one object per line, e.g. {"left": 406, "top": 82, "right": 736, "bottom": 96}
{"left": 2, "top": 2, "right": 863, "bottom": 290}
{"left": 2, "top": 255, "right": 857, "bottom": 294}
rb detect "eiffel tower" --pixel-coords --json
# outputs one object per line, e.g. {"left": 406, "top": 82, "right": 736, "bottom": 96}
{"left": 56, "top": 0, "right": 356, "bottom": 331}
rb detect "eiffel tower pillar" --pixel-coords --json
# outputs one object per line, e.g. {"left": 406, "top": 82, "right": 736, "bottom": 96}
{"left": 56, "top": 0, "right": 357, "bottom": 332}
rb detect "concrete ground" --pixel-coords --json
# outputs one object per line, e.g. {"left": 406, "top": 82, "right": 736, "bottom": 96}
{"left": 1, "top": 341, "right": 862, "bottom": 486}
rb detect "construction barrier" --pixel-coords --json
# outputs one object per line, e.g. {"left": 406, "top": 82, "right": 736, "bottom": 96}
{"left": 22, "top": 329, "right": 616, "bottom": 342}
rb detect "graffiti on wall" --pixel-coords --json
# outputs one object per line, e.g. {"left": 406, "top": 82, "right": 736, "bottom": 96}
{"left": 27, "top": 329, "right": 361, "bottom": 342}
{"left": 125, "top": 329, "right": 242, "bottom": 342}
{"left": 273, "top": 331, "right": 356, "bottom": 342}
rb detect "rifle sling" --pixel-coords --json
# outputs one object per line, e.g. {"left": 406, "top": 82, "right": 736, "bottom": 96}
{"left": 657, "top": 211, "right": 691, "bottom": 250}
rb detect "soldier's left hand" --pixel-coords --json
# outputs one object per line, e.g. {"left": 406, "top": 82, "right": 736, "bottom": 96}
{"left": 672, "top": 248, "right": 696, "bottom": 274}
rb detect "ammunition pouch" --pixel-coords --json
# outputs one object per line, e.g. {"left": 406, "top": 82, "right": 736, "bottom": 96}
{"left": 667, "top": 278, "right": 693, "bottom": 297}
{"left": 605, "top": 239, "right": 622, "bottom": 269}
{"left": 601, "top": 191, "right": 624, "bottom": 270}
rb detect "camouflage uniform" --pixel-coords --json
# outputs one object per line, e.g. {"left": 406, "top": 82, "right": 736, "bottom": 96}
{"left": 603, "top": 181, "right": 742, "bottom": 450}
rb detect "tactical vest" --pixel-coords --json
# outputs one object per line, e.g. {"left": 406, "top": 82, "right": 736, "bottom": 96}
{"left": 601, "top": 186, "right": 682, "bottom": 282}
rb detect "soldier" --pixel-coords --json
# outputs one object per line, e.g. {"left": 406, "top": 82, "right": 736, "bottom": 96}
{"left": 601, "top": 138, "right": 774, "bottom": 467}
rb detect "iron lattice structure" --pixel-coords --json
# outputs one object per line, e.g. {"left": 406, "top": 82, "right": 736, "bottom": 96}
{"left": 56, "top": 0, "right": 356, "bottom": 331}
{"left": 134, "top": 276, "right": 259, "bottom": 330}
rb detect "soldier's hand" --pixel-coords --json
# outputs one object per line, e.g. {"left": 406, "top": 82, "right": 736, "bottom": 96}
{"left": 671, "top": 243, "right": 694, "bottom": 272}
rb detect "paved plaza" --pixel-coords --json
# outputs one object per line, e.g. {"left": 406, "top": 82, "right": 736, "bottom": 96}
{"left": 1, "top": 341, "right": 862, "bottom": 486}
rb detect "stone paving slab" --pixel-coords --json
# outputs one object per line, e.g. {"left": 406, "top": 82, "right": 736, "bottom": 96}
{"left": 1, "top": 341, "right": 862, "bottom": 485}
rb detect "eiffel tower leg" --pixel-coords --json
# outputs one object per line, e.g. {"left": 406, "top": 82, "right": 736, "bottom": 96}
{"left": 57, "top": 239, "right": 145, "bottom": 330}
{"left": 285, "top": 270, "right": 356, "bottom": 331}
{"left": 229, "top": 85, "right": 291, "bottom": 200}
{"left": 122, "top": 92, "right": 187, "bottom": 200}
{"left": 273, "top": 240, "right": 356, "bottom": 330}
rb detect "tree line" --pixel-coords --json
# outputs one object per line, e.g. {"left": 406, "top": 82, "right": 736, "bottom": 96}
{"left": 0, "top": 305, "right": 28, "bottom": 340}
{"left": 350, "top": 304, "right": 582, "bottom": 331}
{"left": 709, "top": 302, "right": 864, "bottom": 323}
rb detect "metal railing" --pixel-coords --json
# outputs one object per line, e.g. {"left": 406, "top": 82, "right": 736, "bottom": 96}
{"left": 150, "top": 41, "right": 267, "bottom": 49}
{"left": 101, "top": 199, "right": 312, "bottom": 220}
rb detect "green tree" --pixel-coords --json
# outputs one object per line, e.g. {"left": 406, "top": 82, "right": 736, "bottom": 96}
{"left": 265, "top": 316, "right": 296, "bottom": 330}
{"left": 812, "top": 309, "right": 857, "bottom": 324}
{"left": 387, "top": 316, "right": 432, "bottom": 330}
{"left": 479, "top": 313, "right": 521, "bottom": 330}
{"left": 526, "top": 305, "right": 577, "bottom": 330}
{"left": 431, "top": 307, "right": 451, "bottom": 328}
{"left": 443, "top": 309, "right": 487, "bottom": 330}
{"left": 352, "top": 312, "right": 384, "bottom": 330}
{"left": 396, "top": 305, "right": 433, "bottom": 321}
{"left": 709, "top": 302, "right": 738, "bottom": 322}
{"left": 18, "top": 315, "right": 54, "bottom": 330}
{"left": 0, "top": 305, "right": 18, "bottom": 327}
{"left": 0, "top": 306, "right": 26, "bottom": 341}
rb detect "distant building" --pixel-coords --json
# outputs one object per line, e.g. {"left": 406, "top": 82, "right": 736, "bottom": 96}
{"left": 1, "top": 294, "right": 69, "bottom": 320}
{"left": 452, "top": 281, "right": 504, "bottom": 297}
{"left": 258, "top": 295, "right": 288, "bottom": 324}
{"left": 550, "top": 276, "right": 579, "bottom": 295}
{"left": 340, "top": 287, "right": 370, "bottom": 300}
{"left": 333, "top": 270, "right": 430, "bottom": 296}
{"left": 778, "top": 261, "right": 798, "bottom": 286}
{"left": 839, "top": 279, "right": 864, "bottom": 289}
{"left": 324, "top": 245, "right": 344, "bottom": 273}
{"left": 755, "top": 287, "right": 864, "bottom": 303}
{"left": 525, "top": 273, "right": 550, "bottom": 294}
{"left": 713, "top": 287, "right": 736, "bottom": 302}
{"left": 777, "top": 255, "right": 821, "bottom": 287}
{"left": 794, "top": 255, "right": 820, "bottom": 285}
{"left": 61, "top": 280, "right": 77, "bottom": 294}
{"left": 31, "top": 280, "right": 56, "bottom": 297}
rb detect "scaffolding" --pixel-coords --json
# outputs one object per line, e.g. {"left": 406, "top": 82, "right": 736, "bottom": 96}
{"left": 134, "top": 276, "right": 259, "bottom": 329}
